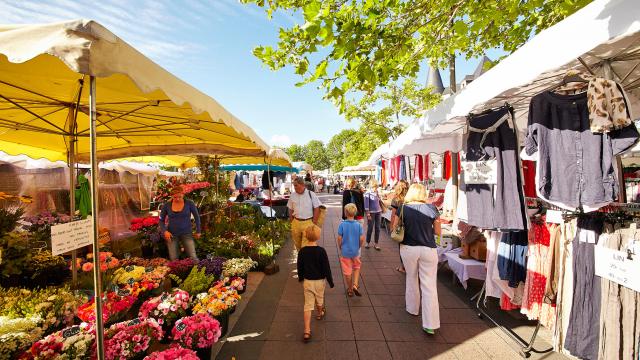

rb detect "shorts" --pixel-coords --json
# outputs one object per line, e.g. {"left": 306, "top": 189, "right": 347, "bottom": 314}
{"left": 303, "top": 279, "right": 326, "bottom": 311}
{"left": 340, "top": 256, "right": 362, "bottom": 276}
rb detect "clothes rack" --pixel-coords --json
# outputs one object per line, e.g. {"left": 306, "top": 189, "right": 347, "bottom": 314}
{"left": 470, "top": 283, "right": 552, "bottom": 358}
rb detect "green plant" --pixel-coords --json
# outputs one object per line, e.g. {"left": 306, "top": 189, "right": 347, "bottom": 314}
{"left": 0, "top": 208, "right": 24, "bottom": 238}
{"left": 0, "top": 232, "right": 31, "bottom": 282}
{"left": 169, "top": 266, "right": 216, "bottom": 295}
{"left": 28, "top": 250, "right": 69, "bottom": 287}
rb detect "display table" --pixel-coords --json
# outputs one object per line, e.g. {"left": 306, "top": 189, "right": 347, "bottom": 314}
{"left": 444, "top": 249, "right": 486, "bottom": 289}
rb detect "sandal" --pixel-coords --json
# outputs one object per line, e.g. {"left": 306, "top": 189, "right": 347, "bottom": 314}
{"left": 316, "top": 306, "right": 326, "bottom": 320}
{"left": 352, "top": 285, "right": 362, "bottom": 297}
{"left": 303, "top": 332, "right": 312, "bottom": 342}
{"left": 396, "top": 267, "right": 406, "bottom": 274}
{"left": 347, "top": 288, "right": 354, "bottom": 297}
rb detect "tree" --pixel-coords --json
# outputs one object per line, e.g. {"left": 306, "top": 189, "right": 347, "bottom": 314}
{"left": 342, "top": 125, "right": 385, "bottom": 167}
{"left": 344, "top": 78, "right": 441, "bottom": 140}
{"left": 286, "top": 144, "right": 306, "bottom": 162}
{"left": 326, "top": 129, "right": 357, "bottom": 172}
{"left": 242, "top": 0, "right": 590, "bottom": 109}
{"left": 304, "top": 140, "right": 330, "bottom": 171}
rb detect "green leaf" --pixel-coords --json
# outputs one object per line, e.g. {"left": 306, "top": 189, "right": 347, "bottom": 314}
{"left": 303, "top": 1, "right": 321, "bottom": 21}
{"left": 315, "top": 60, "right": 328, "bottom": 78}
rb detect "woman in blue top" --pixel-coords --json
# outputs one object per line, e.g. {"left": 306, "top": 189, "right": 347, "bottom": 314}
{"left": 391, "top": 183, "right": 441, "bottom": 335}
{"left": 364, "top": 179, "right": 383, "bottom": 250}
{"left": 159, "top": 185, "right": 201, "bottom": 260}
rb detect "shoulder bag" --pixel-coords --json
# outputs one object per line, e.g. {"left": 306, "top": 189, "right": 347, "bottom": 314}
{"left": 390, "top": 205, "right": 405, "bottom": 243}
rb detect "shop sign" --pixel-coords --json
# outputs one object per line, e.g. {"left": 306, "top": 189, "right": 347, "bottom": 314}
{"left": 62, "top": 326, "right": 81, "bottom": 338}
{"left": 595, "top": 247, "right": 640, "bottom": 292}
{"left": 51, "top": 219, "right": 93, "bottom": 256}
{"left": 462, "top": 160, "right": 498, "bottom": 185}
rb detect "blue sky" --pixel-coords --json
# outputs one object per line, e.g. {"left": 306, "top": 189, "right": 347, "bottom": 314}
{"left": 0, "top": 0, "right": 501, "bottom": 147}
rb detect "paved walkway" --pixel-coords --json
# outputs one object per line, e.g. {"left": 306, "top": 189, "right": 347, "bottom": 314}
{"left": 218, "top": 194, "right": 566, "bottom": 359}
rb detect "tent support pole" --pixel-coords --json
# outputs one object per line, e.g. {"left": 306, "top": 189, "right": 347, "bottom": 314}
{"left": 406, "top": 156, "right": 412, "bottom": 182}
{"left": 67, "top": 109, "right": 78, "bottom": 288}
{"left": 89, "top": 76, "right": 105, "bottom": 360}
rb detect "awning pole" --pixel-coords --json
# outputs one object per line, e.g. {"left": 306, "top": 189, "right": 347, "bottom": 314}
{"left": 67, "top": 108, "right": 78, "bottom": 288}
{"left": 89, "top": 76, "right": 105, "bottom": 360}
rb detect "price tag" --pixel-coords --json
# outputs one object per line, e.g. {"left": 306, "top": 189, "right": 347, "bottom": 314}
{"left": 462, "top": 160, "right": 498, "bottom": 185}
{"left": 145, "top": 266, "right": 154, "bottom": 273}
{"left": 127, "top": 318, "right": 141, "bottom": 327}
{"left": 124, "top": 253, "right": 131, "bottom": 259}
{"left": 546, "top": 210, "right": 564, "bottom": 224}
{"left": 62, "top": 326, "right": 81, "bottom": 338}
{"left": 128, "top": 278, "right": 135, "bottom": 286}
{"left": 161, "top": 293, "right": 169, "bottom": 302}
{"left": 50, "top": 219, "right": 93, "bottom": 256}
{"left": 176, "top": 321, "right": 186, "bottom": 332}
{"left": 207, "top": 254, "right": 214, "bottom": 260}
{"left": 118, "top": 288, "right": 131, "bottom": 296}
{"left": 111, "top": 285, "right": 119, "bottom": 293}
{"left": 595, "top": 246, "right": 640, "bottom": 292}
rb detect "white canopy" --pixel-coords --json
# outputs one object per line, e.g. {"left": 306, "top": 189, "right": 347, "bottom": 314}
{"left": 391, "top": 0, "right": 640, "bottom": 156}
{"left": 367, "top": 142, "right": 392, "bottom": 164}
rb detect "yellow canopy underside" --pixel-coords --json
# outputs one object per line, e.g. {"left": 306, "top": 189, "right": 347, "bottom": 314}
{"left": 118, "top": 154, "right": 292, "bottom": 169}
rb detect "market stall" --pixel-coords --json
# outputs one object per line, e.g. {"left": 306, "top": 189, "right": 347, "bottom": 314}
{"left": 0, "top": 19, "right": 281, "bottom": 359}
{"left": 379, "top": 0, "right": 640, "bottom": 358}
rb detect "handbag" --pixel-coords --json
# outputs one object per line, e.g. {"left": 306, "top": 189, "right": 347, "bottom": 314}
{"left": 390, "top": 205, "right": 405, "bottom": 243}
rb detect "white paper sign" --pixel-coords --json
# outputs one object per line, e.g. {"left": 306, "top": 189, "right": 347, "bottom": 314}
{"left": 51, "top": 218, "right": 94, "bottom": 255}
{"left": 546, "top": 210, "right": 564, "bottom": 224}
{"left": 595, "top": 246, "right": 640, "bottom": 292}
{"left": 462, "top": 160, "right": 498, "bottom": 184}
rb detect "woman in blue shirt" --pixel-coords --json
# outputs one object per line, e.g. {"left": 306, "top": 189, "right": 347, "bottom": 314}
{"left": 391, "top": 183, "right": 441, "bottom": 335}
{"left": 159, "top": 185, "right": 201, "bottom": 260}
{"left": 364, "top": 179, "right": 383, "bottom": 250}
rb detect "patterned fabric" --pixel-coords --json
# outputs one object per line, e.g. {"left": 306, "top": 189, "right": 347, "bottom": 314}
{"left": 554, "top": 70, "right": 632, "bottom": 133}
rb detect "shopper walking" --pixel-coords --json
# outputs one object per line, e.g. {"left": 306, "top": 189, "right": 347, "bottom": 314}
{"left": 364, "top": 179, "right": 383, "bottom": 250}
{"left": 287, "top": 177, "right": 322, "bottom": 251}
{"left": 337, "top": 203, "right": 364, "bottom": 297}
{"left": 159, "top": 185, "right": 201, "bottom": 261}
{"left": 390, "top": 180, "right": 409, "bottom": 273}
{"left": 341, "top": 178, "right": 365, "bottom": 225}
{"left": 297, "top": 224, "right": 334, "bottom": 342}
{"left": 391, "top": 183, "right": 441, "bottom": 335}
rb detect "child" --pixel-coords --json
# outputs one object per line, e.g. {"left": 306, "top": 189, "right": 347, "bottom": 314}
{"left": 297, "top": 224, "right": 334, "bottom": 343}
{"left": 337, "top": 203, "right": 365, "bottom": 297}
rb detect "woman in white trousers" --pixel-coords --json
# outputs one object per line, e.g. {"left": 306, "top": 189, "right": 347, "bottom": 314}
{"left": 391, "top": 183, "right": 441, "bottom": 334}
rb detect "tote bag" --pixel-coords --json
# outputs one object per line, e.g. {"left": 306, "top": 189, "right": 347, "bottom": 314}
{"left": 390, "top": 205, "right": 405, "bottom": 243}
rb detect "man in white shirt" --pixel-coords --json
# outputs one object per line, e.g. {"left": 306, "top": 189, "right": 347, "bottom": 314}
{"left": 287, "top": 177, "right": 321, "bottom": 250}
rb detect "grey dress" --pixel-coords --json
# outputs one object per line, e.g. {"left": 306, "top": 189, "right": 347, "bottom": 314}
{"left": 461, "top": 105, "right": 528, "bottom": 231}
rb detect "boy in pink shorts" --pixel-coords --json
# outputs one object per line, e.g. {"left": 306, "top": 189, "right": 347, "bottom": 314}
{"left": 338, "top": 203, "right": 365, "bottom": 297}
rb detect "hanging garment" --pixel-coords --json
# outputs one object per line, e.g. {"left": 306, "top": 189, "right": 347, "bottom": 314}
{"left": 598, "top": 224, "right": 640, "bottom": 360}
{"left": 497, "top": 230, "right": 528, "bottom": 288}
{"left": 399, "top": 156, "right": 407, "bottom": 181}
{"left": 521, "top": 160, "right": 537, "bottom": 198}
{"left": 441, "top": 178, "right": 456, "bottom": 221}
{"left": 524, "top": 91, "right": 639, "bottom": 211}
{"left": 462, "top": 106, "right": 528, "bottom": 231}
{"left": 75, "top": 173, "right": 91, "bottom": 218}
{"left": 520, "top": 218, "right": 557, "bottom": 329}
{"left": 380, "top": 160, "right": 387, "bottom": 187}
{"left": 443, "top": 152, "right": 460, "bottom": 180}
{"left": 423, "top": 154, "right": 430, "bottom": 180}
{"left": 564, "top": 217, "right": 603, "bottom": 360}
{"left": 414, "top": 155, "right": 424, "bottom": 182}
{"left": 484, "top": 231, "right": 513, "bottom": 300}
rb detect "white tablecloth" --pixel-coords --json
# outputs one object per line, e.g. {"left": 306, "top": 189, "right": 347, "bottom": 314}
{"left": 444, "top": 250, "right": 486, "bottom": 289}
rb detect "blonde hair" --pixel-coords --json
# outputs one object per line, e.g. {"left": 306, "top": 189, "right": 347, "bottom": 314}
{"left": 344, "top": 203, "right": 357, "bottom": 217}
{"left": 368, "top": 179, "right": 378, "bottom": 189}
{"left": 404, "top": 183, "right": 427, "bottom": 203}
{"left": 393, "top": 180, "right": 409, "bottom": 200}
{"left": 305, "top": 224, "right": 321, "bottom": 242}
{"left": 345, "top": 178, "right": 356, "bottom": 189}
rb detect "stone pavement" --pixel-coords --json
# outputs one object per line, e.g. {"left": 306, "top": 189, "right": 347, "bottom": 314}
{"left": 217, "top": 194, "right": 567, "bottom": 359}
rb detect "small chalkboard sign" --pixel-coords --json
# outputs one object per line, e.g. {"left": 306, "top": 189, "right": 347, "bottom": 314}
{"left": 62, "top": 326, "right": 81, "bottom": 338}
{"left": 111, "top": 284, "right": 119, "bottom": 293}
{"left": 161, "top": 293, "right": 169, "bottom": 302}
{"left": 145, "top": 266, "right": 154, "bottom": 273}
{"left": 127, "top": 318, "right": 141, "bottom": 327}
{"left": 124, "top": 253, "right": 131, "bottom": 259}
{"left": 128, "top": 278, "right": 135, "bottom": 286}
{"left": 206, "top": 254, "right": 214, "bottom": 260}
{"left": 125, "top": 265, "right": 134, "bottom": 272}
{"left": 117, "top": 288, "right": 130, "bottom": 296}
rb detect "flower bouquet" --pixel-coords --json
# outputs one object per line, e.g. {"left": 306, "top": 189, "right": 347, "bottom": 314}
{"left": 111, "top": 265, "right": 146, "bottom": 286}
{"left": 77, "top": 291, "right": 137, "bottom": 325}
{"left": 143, "top": 346, "right": 198, "bottom": 360}
{"left": 20, "top": 322, "right": 95, "bottom": 360}
{"left": 23, "top": 211, "right": 71, "bottom": 248}
{"left": 171, "top": 313, "right": 221, "bottom": 356}
{"left": 130, "top": 216, "right": 161, "bottom": 256}
{"left": 228, "top": 276, "right": 247, "bottom": 294}
{"left": 197, "top": 256, "right": 226, "bottom": 278}
{"left": 222, "top": 257, "right": 257, "bottom": 278}
{"left": 138, "top": 289, "right": 190, "bottom": 335}
{"left": 166, "top": 258, "right": 197, "bottom": 280}
{"left": 104, "top": 318, "right": 163, "bottom": 360}
{"left": 0, "top": 316, "right": 43, "bottom": 359}
{"left": 75, "top": 252, "right": 120, "bottom": 291}
{"left": 191, "top": 285, "right": 240, "bottom": 337}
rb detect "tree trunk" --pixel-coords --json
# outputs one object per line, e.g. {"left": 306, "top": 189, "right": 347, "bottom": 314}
{"left": 449, "top": 54, "right": 456, "bottom": 93}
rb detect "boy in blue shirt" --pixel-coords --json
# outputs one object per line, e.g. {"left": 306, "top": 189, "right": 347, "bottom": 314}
{"left": 338, "top": 203, "right": 365, "bottom": 297}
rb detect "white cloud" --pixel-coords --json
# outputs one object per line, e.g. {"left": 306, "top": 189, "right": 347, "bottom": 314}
{"left": 270, "top": 134, "right": 291, "bottom": 147}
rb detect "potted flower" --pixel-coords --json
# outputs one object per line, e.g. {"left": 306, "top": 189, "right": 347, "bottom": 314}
{"left": 166, "top": 259, "right": 198, "bottom": 281}
{"left": 104, "top": 318, "right": 163, "bottom": 360}
{"left": 222, "top": 258, "right": 257, "bottom": 283}
{"left": 129, "top": 216, "right": 160, "bottom": 257}
{"left": 191, "top": 284, "right": 240, "bottom": 337}
{"left": 171, "top": 313, "right": 221, "bottom": 359}
{"left": 20, "top": 322, "right": 95, "bottom": 360}
{"left": 77, "top": 291, "right": 137, "bottom": 325}
{"left": 144, "top": 346, "right": 199, "bottom": 360}
{"left": 197, "top": 256, "right": 227, "bottom": 278}
{"left": 0, "top": 317, "right": 43, "bottom": 359}
{"left": 228, "top": 276, "right": 247, "bottom": 295}
{"left": 138, "top": 289, "right": 190, "bottom": 337}
{"left": 23, "top": 211, "right": 71, "bottom": 249}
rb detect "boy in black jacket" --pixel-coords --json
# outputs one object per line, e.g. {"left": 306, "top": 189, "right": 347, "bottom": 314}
{"left": 297, "top": 224, "right": 334, "bottom": 342}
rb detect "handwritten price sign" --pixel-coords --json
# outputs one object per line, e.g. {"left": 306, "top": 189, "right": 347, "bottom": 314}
{"left": 595, "top": 247, "right": 640, "bottom": 292}
{"left": 51, "top": 219, "right": 93, "bottom": 256}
